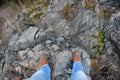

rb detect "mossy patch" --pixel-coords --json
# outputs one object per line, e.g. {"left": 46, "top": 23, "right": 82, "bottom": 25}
{"left": 85, "top": 0, "right": 97, "bottom": 10}
{"left": 62, "top": 4, "right": 75, "bottom": 20}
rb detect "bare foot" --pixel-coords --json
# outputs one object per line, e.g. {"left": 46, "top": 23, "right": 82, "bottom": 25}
{"left": 73, "top": 51, "right": 81, "bottom": 62}
{"left": 40, "top": 53, "right": 48, "bottom": 67}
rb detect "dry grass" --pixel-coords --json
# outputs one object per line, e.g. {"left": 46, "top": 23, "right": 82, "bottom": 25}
{"left": 85, "top": 0, "right": 97, "bottom": 10}
{"left": 37, "top": 0, "right": 50, "bottom": 7}
{"left": 0, "top": 17, "right": 4, "bottom": 40}
{"left": 62, "top": 4, "right": 75, "bottom": 20}
{"left": 28, "top": 0, "right": 50, "bottom": 21}
{"left": 99, "top": 9, "right": 116, "bottom": 19}
{"left": 0, "top": 27, "right": 3, "bottom": 39}
{"left": 91, "top": 58, "right": 99, "bottom": 70}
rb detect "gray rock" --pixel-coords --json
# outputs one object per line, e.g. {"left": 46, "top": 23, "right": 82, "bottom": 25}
{"left": 1, "top": 0, "right": 120, "bottom": 80}
{"left": 57, "top": 36, "right": 65, "bottom": 42}
{"left": 11, "top": 27, "right": 39, "bottom": 51}
{"left": 2, "top": 28, "right": 91, "bottom": 80}
{"left": 0, "top": 40, "right": 2, "bottom": 45}
{"left": 47, "top": 0, "right": 74, "bottom": 12}
{"left": 9, "top": 33, "right": 20, "bottom": 47}
{"left": 35, "top": 29, "right": 56, "bottom": 43}
{"left": 51, "top": 44, "right": 60, "bottom": 51}
{"left": 53, "top": 50, "right": 72, "bottom": 79}
{"left": 106, "top": 12, "right": 120, "bottom": 55}
{"left": 69, "top": 9, "right": 99, "bottom": 55}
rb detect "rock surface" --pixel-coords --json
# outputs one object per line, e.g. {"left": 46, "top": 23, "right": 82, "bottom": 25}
{"left": 2, "top": 27, "right": 91, "bottom": 80}
{"left": 0, "top": 0, "right": 120, "bottom": 80}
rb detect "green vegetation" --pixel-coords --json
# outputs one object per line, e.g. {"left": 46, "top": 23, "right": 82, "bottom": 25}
{"left": 0, "top": 27, "right": 3, "bottom": 39}
{"left": 90, "top": 28, "right": 106, "bottom": 75}
{"left": 28, "top": 0, "right": 50, "bottom": 21}
{"left": 37, "top": 0, "right": 50, "bottom": 7}
{"left": 98, "top": 28, "right": 106, "bottom": 55}
{"left": 62, "top": 4, "right": 75, "bottom": 20}
{"left": 28, "top": 6, "right": 44, "bottom": 21}
{"left": 99, "top": 9, "right": 116, "bottom": 19}
{"left": 85, "top": 0, "right": 97, "bottom": 10}
{"left": 0, "top": 0, "right": 35, "bottom": 7}
{"left": 0, "top": 18, "right": 4, "bottom": 39}
{"left": 21, "top": 65, "right": 30, "bottom": 70}
{"left": 92, "top": 27, "right": 106, "bottom": 56}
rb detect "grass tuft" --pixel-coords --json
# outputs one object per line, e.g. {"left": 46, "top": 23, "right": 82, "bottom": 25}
{"left": 0, "top": 27, "right": 3, "bottom": 39}
{"left": 62, "top": 4, "right": 75, "bottom": 20}
{"left": 99, "top": 9, "right": 116, "bottom": 19}
{"left": 85, "top": 0, "right": 97, "bottom": 10}
{"left": 91, "top": 58, "right": 99, "bottom": 70}
{"left": 28, "top": 0, "right": 50, "bottom": 21}
{"left": 92, "top": 27, "right": 106, "bottom": 56}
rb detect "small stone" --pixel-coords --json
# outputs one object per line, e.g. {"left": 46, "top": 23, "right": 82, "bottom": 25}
{"left": 14, "top": 76, "right": 20, "bottom": 80}
{"left": 65, "top": 68, "right": 72, "bottom": 74}
{"left": 33, "top": 44, "right": 42, "bottom": 54}
{"left": 57, "top": 37, "right": 64, "bottom": 42}
{"left": 12, "top": 61, "right": 20, "bottom": 67}
{"left": 24, "top": 69, "right": 36, "bottom": 78}
{"left": 23, "top": 78, "right": 29, "bottom": 80}
{"left": 28, "top": 59, "right": 36, "bottom": 68}
{"left": 27, "top": 50, "right": 34, "bottom": 58}
{"left": 18, "top": 50, "right": 28, "bottom": 60}
{"left": 46, "top": 40, "right": 53, "bottom": 45}
{"left": 15, "top": 66, "right": 22, "bottom": 74}
{"left": 64, "top": 42, "right": 70, "bottom": 48}
{"left": 51, "top": 44, "right": 60, "bottom": 51}
{"left": 45, "top": 40, "right": 53, "bottom": 48}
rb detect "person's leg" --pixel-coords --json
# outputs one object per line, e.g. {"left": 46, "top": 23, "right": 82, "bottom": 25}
{"left": 70, "top": 51, "right": 88, "bottom": 80}
{"left": 29, "top": 64, "right": 51, "bottom": 80}
{"left": 29, "top": 54, "right": 51, "bottom": 80}
{"left": 72, "top": 61, "right": 84, "bottom": 74}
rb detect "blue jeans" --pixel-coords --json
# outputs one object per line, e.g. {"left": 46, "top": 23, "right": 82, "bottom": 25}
{"left": 29, "top": 64, "right": 51, "bottom": 80}
{"left": 70, "top": 61, "right": 88, "bottom": 80}
{"left": 29, "top": 62, "right": 88, "bottom": 80}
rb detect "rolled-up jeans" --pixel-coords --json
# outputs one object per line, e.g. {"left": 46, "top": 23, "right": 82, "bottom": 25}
{"left": 29, "top": 64, "right": 51, "bottom": 80}
{"left": 29, "top": 62, "right": 88, "bottom": 80}
{"left": 70, "top": 61, "right": 88, "bottom": 80}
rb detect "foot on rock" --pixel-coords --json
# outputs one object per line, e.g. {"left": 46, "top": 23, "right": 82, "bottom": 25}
{"left": 73, "top": 51, "right": 81, "bottom": 62}
{"left": 40, "top": 53, "right": 48, "bottom": 67}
